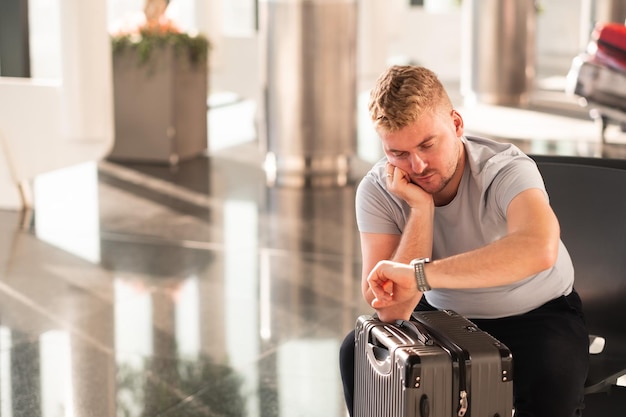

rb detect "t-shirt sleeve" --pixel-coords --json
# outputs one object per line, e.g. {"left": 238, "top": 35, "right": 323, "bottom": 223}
{"left": 490, "top": 156, "right": 548, "bottom": 216}
{"left": 355, "top": 174, "right": 404, "bottom": 235}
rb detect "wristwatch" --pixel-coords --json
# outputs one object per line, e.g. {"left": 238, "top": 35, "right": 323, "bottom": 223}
{"left": 410, "top": 258, "right": 432, "bottom": 292}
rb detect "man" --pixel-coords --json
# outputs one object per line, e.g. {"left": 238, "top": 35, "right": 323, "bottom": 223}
{"left": 339, "top": 66, "right": 589, "bottom": 417}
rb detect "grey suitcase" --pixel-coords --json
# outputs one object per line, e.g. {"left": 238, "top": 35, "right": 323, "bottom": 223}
{"left": 354, "top": 310, "right": 513, "bottom": 417}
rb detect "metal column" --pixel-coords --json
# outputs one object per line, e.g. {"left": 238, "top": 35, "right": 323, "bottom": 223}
{"left": 259, "top": 0, "right": 357, "bottom": 187}
{"left": 594, "top": 0, "right": 626, "bottom": 23}
{"left": 461, "top": 0, "right": 537, "bottom": 106}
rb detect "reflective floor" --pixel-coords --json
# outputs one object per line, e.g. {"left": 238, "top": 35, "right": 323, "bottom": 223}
{"left": 1, "top": 87, "right": 626, "bottom": 417}
{"left": 1, "top": 147, "right": 370, "bottom": 417}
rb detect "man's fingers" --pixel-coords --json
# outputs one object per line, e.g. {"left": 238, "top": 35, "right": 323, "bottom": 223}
{"left": 371, "top": 297, "right": 389, "bottom": 309}
{"left": 370, "top": 284, "right": 390, "bottom": 301}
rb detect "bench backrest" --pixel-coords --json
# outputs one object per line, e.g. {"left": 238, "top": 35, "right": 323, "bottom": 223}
{"left": 532, "top": 154, "right": 626, "bottom": 391}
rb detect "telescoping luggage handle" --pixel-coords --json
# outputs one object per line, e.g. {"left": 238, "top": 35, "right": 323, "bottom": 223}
{"left": 365, "top": 316, "right": 434, "bottom": 375}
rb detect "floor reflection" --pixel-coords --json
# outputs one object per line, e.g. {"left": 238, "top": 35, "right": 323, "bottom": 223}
{"left": 0, "top": 151, "right": 368, "bottom": 417}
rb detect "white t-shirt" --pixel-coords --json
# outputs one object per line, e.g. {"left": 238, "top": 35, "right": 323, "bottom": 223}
{"left": 355, "top": 136, "right": 574, "bottom": 318}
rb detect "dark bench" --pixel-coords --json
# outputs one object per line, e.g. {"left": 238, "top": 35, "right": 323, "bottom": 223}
{"left": 531, "top": 154, "right": 626, "bottom": 412}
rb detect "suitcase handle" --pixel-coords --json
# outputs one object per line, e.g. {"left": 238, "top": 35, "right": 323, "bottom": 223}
{"left": 365, "top": 320, "right": 433, "bottom": 375}
{"left": 365, "top": 325, "right": 395, "bottom": 374}
{"left": 396, "top": 319, "right": 434, "bottom": 346}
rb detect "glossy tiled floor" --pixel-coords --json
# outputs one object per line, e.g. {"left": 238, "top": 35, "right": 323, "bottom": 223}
{"left": 0, "top": 145, "right": 371, "bottom": 416}
{"left": 2, "top": 86, "right": 626, "bottom": 417}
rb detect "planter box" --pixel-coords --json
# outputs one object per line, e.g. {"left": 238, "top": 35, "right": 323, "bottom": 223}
{"left": 109, "top": 44, "right": 208, "bottom": 165}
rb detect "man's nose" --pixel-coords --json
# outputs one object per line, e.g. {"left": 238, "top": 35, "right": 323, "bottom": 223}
{"left": 410, "top": 153, "right": 426, "bottom": 173}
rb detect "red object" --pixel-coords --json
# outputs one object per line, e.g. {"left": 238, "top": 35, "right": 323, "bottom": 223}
{"left": 591, "top": 23, "right": 626, "bottom": 72}
{"left": 593, "top": 23, "right": 626, "bottom": 59}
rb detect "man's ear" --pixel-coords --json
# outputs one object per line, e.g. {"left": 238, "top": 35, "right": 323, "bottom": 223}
{"left": 452, "top": 109, "right": 464, "bottom": 137}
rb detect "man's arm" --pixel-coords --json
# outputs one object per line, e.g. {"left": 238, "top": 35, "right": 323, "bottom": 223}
{"left": 360, "top": 231, "right": 423, "bottom": 322}
{"left": 368, "top": 188, "right": 561, "bottom": 311}
{"left": 360, "top": 206, "right": 434, "bottom": 321}
{"left": 359, "top": 164, "right": 435, "bottom": 321}
{"left": 427, "top": 187, "right": 560, "bottom": 288}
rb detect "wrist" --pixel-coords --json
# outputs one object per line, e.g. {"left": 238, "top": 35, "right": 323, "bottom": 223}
{"left": 408, "top": 202, "right": 435, "bottom": 213}
{"left": 410, "top": 258, "right": 432, "bottom": 292}
{"left": 375, "top": 303, "right": 416, "bottom": 322}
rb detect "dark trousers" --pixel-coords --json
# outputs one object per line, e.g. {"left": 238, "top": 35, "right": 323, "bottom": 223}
{"left": 339, "top": 290, "right": 589, "bottom": 417}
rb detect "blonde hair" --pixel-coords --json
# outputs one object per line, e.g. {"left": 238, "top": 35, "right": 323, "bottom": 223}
{"left": 369, "top": 66, "right": 453, "bottom": 132}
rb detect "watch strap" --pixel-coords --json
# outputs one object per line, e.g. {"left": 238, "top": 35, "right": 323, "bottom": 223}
{"left": 410, "top": 258, "right": 432, "bottom": 292}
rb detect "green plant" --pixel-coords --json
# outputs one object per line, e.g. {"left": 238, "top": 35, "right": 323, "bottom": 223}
{"left": 112, "top": 29, "right": 210, "bottom": 67}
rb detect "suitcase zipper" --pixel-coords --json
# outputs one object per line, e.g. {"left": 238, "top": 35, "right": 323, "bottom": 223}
{"left": 458, "top": 390, "right": 468, "bottom": 417}
{"left": 445, "top": 342, "right": 469, "bottom": 417}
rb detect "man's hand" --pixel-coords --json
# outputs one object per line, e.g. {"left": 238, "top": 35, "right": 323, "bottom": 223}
{"left": 386, "top": 163, "right": 433, "bottom": 210}
{"left": 367, "top": 260, "right": 422, "bottom": 321}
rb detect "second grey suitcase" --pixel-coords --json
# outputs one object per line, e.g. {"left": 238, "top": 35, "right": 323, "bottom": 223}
{"left": 412, "top": 310, "right": 514, "bottom": 417}
{"left": 354, "top": 310, "right": 513, "bottom": 417}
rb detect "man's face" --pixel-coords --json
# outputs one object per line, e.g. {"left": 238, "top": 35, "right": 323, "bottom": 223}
{"left": 380, "top": 109, "right": 464, "bottom": 196}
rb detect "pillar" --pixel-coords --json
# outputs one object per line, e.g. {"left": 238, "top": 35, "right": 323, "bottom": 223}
{"left": 461, "top": 0, "right": 537, "bottom": 106}
{"left": 258, "top": 0, "right": 358, "bottom": 187}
